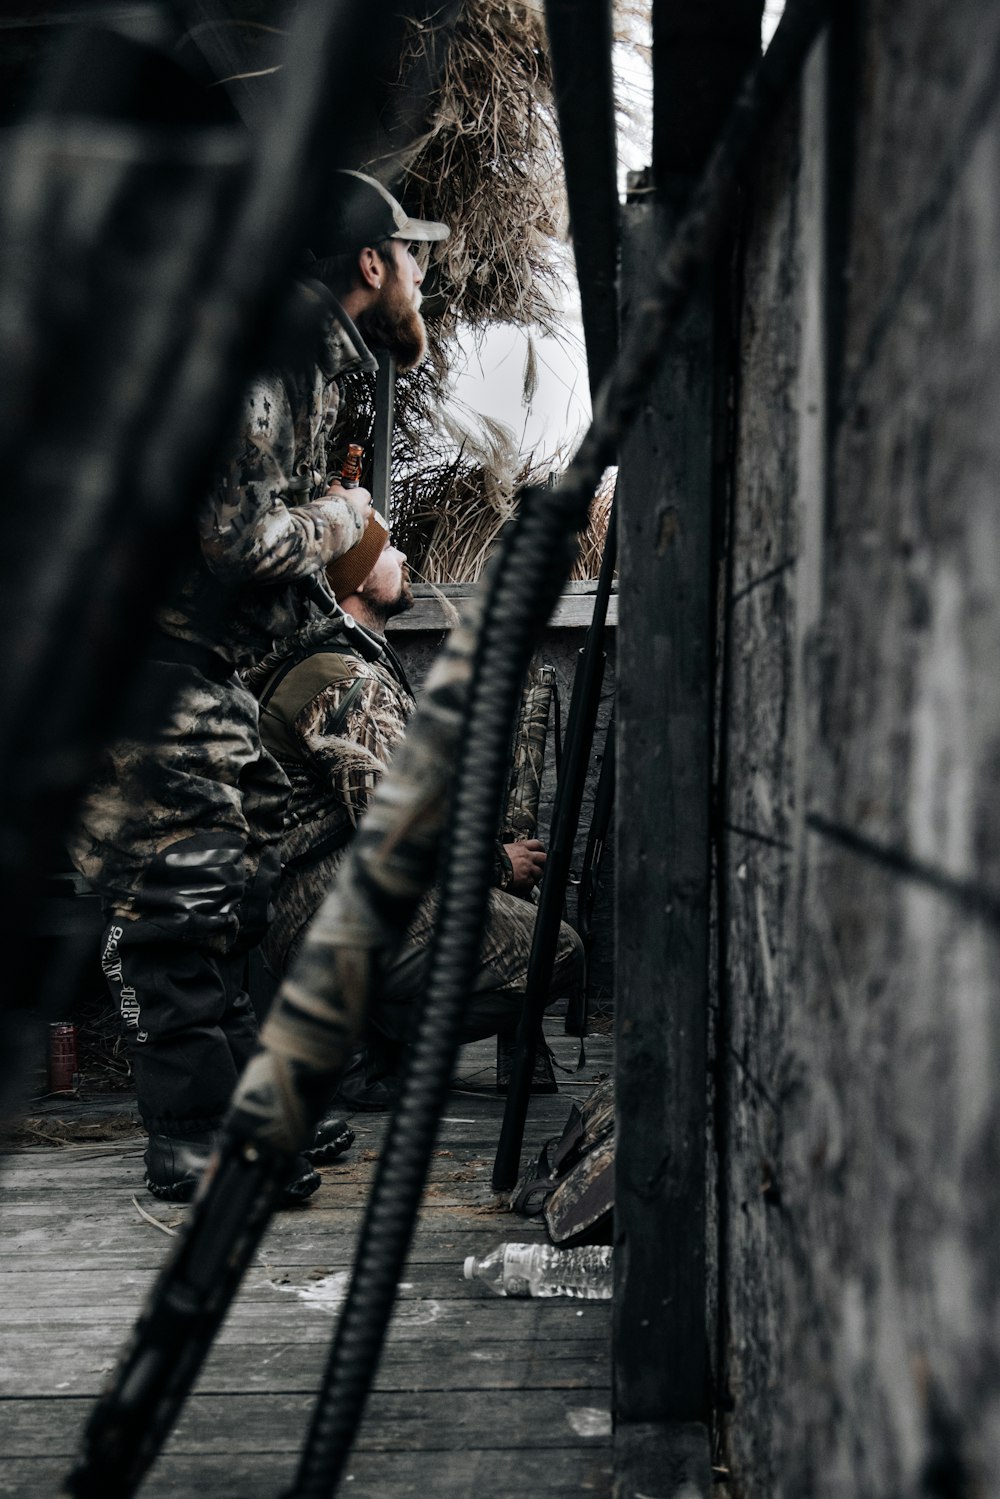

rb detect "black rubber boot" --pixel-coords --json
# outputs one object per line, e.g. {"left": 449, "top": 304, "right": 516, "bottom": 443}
{"left": 144, "top": 1133, "right": 213, "bottom": 1202}
{"left": 144, "top": 1133, "right": 321, "bottom": 1206}
{"left": 303, "top": 1116, "right": 355, "bottom": 1165}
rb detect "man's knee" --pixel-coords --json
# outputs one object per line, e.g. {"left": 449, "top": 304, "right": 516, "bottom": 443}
{"left": 553, "top": 919, "right": 585, "bottom": 994}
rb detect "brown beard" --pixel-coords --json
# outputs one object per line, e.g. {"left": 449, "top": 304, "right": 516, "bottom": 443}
{"left": 357, "top": 277, "right": 427, "bottom": 371}
{"left": 358, "top": 571, "right": 414, "bottom": 634}
{"left": 384, "top": 573, "right": 415, "bottom": 619}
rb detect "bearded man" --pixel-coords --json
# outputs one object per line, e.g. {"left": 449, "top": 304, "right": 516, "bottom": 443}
{"left": 70, "top": 173, "right": 449, "bottom": 1200}
{"left": 249, "top": 516, "right": 584, "bottom": 1110}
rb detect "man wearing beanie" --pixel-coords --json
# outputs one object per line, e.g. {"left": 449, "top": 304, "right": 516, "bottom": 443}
{"left": 249, "top": 519, "right": 584, "bottom": 1110}
{"left": 69, "top": 172, "right": 450, "bottom": 1198}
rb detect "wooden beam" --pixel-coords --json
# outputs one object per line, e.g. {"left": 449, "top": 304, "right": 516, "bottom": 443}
{"left": 614, "top": 196, "right": 715, "bottom": 1426}
{"left": 386, "top": 582, "right": 619, "bottom": 634}
{"left": 652, "top": 1, "right": 763, "bottom": 183}
{"left": 613, "top": 1422, "right": 712, "bottom": 1499}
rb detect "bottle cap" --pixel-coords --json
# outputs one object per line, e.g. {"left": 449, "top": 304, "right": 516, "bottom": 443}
{"left": 463, "top": 1256, "right": 476, "bottom": 1280}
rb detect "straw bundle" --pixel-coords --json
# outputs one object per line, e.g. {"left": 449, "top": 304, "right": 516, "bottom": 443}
{"left": 374, "top": 0, "right": 567, "bottom": 338}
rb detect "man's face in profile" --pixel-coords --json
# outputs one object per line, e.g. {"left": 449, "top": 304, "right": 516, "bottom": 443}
{"left": 359, "top": 239, "right": 428, "bottom": 371}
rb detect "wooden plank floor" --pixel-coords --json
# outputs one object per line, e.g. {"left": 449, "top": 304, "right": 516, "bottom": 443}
{"left": 0, "top": 1025, "right": 613, "bottom": 1498}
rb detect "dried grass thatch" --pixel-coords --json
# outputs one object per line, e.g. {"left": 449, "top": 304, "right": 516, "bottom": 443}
{"left": 571, "top": 467, "right": 616, "bottom": 581}
{"left": 372, "top": 0, "right": 567, "bottom": 339}
{"left": 389, "top": 435, "right": 617, "bottom": 589}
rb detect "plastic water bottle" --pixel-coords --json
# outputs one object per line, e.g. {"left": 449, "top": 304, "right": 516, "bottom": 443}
{"left": 463, "top": 1242, "right": 612, "bottom": 1299}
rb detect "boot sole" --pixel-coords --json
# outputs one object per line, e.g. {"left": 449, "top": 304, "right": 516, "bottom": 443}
{"left": 301, "top": 1124, "right": 356, "bottom": 1165}
{"left": 280, "top": 1167, "right": 321, "bottom": 1206}
{"left": 145, "top": 1176, "right": 198, "bottom": 1204}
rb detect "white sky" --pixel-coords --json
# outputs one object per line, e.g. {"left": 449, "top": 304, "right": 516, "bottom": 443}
{"left": 450, "top": 318, "right": 591, "bottom": 462}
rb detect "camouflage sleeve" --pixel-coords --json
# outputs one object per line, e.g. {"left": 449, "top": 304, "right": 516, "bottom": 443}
{"left": 494, "top": 842, "right": 515, "bottom": 891}
{"left": 291, "top": 664, "right": 412, "bottom": 828}
{"left": 197, "top": 374, "right": 364, "bottom": 585}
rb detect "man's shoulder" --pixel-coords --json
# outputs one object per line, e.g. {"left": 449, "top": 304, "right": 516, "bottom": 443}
{"left": 229, "top": 368, "right": 293, "bottom": 447}
{"left": 295, "top": 648, "right": 410, "bottom": 711}
{"left": 275, "top": 647, "right": 373, "bottom": 714}
{"left": 256, "top": 645, "right": 366, "bottom": 764}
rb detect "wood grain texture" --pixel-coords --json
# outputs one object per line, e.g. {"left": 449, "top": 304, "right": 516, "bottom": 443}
{"left": 713, "top": 66, "right": 806, "bottom": 1495}
{"left": 714, "top": 3, "right": 1000, "bottom": 1494}
{"left": 0, "top": 1449, "right": 614, "bottom": 1499}
{"left": 0, "top": 1033, "right": 614, "bottom": 1497}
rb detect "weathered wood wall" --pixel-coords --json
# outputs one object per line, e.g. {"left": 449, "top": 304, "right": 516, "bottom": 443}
{"left": 716, "top": 2, "right": 1000, "bottom": 1493}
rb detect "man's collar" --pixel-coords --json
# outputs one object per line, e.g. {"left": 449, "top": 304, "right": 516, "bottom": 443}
{"left": 297, "top": 278, "right": 380, "bottom": 378}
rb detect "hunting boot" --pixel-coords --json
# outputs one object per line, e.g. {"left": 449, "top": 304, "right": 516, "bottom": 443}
{"left": 144, "top": 1133, "right": 321, "bottom": 1205}
{"left": 303, "top": 1115, "right": 356, "bottom": 1164}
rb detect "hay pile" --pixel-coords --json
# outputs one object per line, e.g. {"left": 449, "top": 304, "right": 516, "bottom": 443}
{"left": 382, "top": 0, "right": 567, "bottom": 339}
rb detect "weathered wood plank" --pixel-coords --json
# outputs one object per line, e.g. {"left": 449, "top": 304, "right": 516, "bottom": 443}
{"left": 714, "top": 3, "right": 1000, "bottom": 1494}
{"left": 1, "top": 1335, "right": 610, "bottom": 1397}
{"left": 2, "top": 1389, "right": 613, "bottom": 1456}
{"left": 0, "top": 1297, "right": 610, "bottom": 1336}
{"left": 389, "top": 589, "right": 619, "bottom": 633}
{"left": 0, "top": 1258, "right": 596, "bottom": 1304}
{"left": 0, "top": 1025, "right": 613, "bottom": 1496}
{"left": 0, "top": 1231, "right": 537, "bottom": 1270}
{"left": 0, "top": 1448, "right": 614, "bottom": 1499}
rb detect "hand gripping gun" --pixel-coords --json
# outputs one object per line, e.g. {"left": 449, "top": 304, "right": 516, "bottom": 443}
{"left": 292, "top": 441, "right": 385, "bottom": 664}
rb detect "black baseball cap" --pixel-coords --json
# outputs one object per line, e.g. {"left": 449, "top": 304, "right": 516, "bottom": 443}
{"left": 315, "top": 170, "right": 450, "bottom": 256}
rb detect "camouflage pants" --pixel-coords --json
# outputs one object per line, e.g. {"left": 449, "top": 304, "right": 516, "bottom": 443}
{"left": 69, "top": 656, "right": 289, "bottom": 1135}
{"left": 267, "top": 857, "right": 584, "bottom": 1047}
{"left": 379, "top": 886, "right": 584, "bottom": 1044}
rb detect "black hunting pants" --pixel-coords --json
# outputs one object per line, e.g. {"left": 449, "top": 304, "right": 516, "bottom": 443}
{"left": 69, "top": 652, "right": 288, "bottom": 1137}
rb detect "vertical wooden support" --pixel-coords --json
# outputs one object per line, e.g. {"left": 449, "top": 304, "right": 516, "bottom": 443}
{"left": 792, "top": 35, "right": 829, "bottom": 859}
{"left": 614, "top": 194, "right": 716, "bottom": 1430}
{"left": 613, "top": 14, "right": 761, "bottom": 1480}
{"left": 372, "top": 351, "right": 396, "bottom": 524}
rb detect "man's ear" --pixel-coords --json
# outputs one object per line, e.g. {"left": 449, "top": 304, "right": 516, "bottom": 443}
{"left": 358, "top": 246, "right": 384, "bottom": 290}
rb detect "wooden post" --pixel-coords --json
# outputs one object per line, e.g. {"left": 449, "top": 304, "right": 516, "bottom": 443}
{"left": 372, "top": 350, "right": 396, "bottom": 524}
{"left": 614, "top": 190, "right": 715, "bottom": 1430}
{"left": 613, "top": 12, "right": 763, "bottom": 1485}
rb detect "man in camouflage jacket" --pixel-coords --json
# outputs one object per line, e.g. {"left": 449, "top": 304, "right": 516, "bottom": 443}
{"left": 70, "top": 173, "right": 450, "bottom": 1195}
{"left": 249, "top": 515, "right": 584, "bottom": 1108}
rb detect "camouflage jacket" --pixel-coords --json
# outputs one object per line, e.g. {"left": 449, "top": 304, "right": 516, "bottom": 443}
{"left": 251, "top": 615, "right": 512, "bottom": 969}
{"left": 253, "top": 614, "right": 416, "bottom": 873}
{"left": 157, "top": 286, "right": 378, "bottom": 668}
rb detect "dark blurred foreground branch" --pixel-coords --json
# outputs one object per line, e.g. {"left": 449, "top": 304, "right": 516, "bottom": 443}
{"left": 0, "top": 1, "right": 457, "bottom": 1112}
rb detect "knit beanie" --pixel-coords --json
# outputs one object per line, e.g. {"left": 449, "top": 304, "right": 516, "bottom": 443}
{"left": 325, "top": 510, "right": 389, "bottom": 599}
